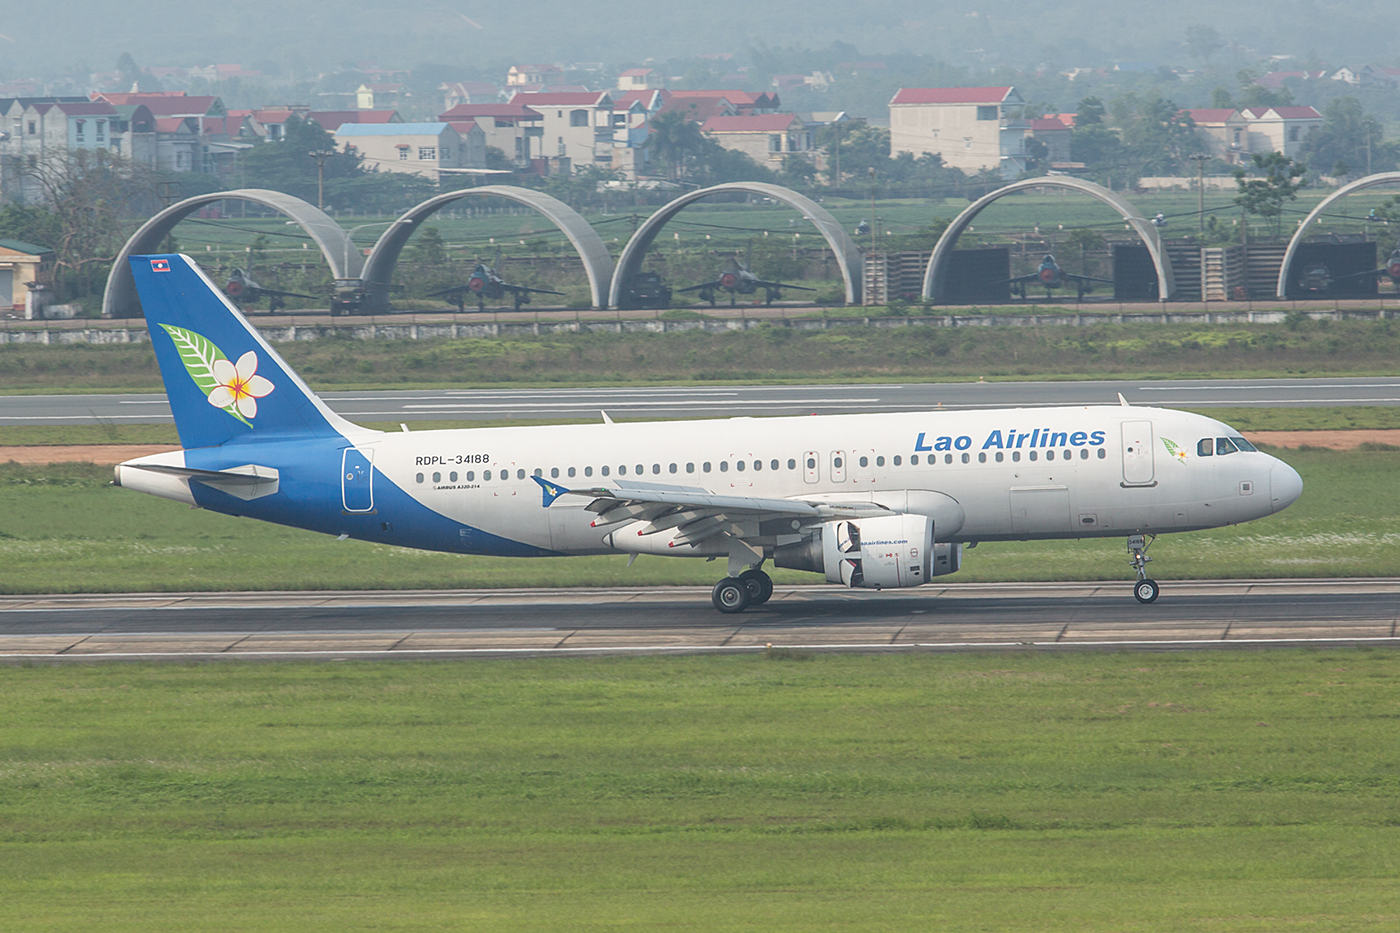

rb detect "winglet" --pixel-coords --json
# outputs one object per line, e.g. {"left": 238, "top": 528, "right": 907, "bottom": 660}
{"left": 531, "top": 474, "right": 569, "bottom": 507}
{"left": 1117, "top": 393, "right": 1130, "bottom": 407}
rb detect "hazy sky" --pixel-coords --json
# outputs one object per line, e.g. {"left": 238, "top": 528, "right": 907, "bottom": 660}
{"left": 2, "top": 1, "right": 1390, "bottom": 79}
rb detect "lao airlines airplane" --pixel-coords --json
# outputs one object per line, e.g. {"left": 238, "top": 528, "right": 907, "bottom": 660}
{"left": 115, "top": 255, "right": 1303, "bottom": 612}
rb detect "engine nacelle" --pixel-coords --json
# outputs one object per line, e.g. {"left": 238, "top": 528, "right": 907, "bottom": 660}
{"left": 775, "top": 514, "right": 961, "bottom": 589}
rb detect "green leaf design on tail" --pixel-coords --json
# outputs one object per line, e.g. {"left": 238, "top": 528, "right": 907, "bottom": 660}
{"left": 159, "top": 323, "right": 252, "bottom": 427}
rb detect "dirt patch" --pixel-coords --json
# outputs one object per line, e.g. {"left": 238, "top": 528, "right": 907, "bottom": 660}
{"left": 0, "top": 445, "right": 180, "bottom": 465}
{"left": 1245, "top": 430, "right": 1400, "bottom": 450}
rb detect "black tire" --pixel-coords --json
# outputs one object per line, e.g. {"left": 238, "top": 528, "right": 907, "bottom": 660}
{"left": 712, "top": 578, "right": 751, "bottom": 614}
{"left": 739, "top": 569, "right": 773, "bottom": 606}
{"left": 1133, "top": 579, "right": 1160, "bottom": 604}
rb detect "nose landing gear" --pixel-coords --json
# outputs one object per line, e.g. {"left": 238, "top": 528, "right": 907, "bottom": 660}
{"left": 1128, "top": 534, "right": 1159, "bottom": 603}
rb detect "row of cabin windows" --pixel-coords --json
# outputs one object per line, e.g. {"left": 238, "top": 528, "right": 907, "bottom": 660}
{"left": 411, "top": 447, "right": 1109, "bottom": 484}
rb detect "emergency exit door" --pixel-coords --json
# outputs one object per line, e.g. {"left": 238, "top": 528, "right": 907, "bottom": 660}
{"left": 1120, "top": 421, "right": 1155, "bottom": 486}
{"left": 342, "top": 447, "right": 374, "bottom": 512}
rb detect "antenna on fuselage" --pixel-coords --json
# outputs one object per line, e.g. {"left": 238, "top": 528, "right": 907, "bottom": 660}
{"left": 1117, "top": 393, "right": 1130, "bottom": 406}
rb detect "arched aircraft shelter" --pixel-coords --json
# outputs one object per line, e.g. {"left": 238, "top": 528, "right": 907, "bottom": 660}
{"left": 609, "top": 182, "right": 863, "bottom": 308}
{"left": 104, "top": 189, "right": 360, "bottom": 319}
{"left": 359, "top": 186, "right": 615, "bottom": 312}
{"left": 923, "top": 176, "right": 1176, "bottom": 302}
{"left": 1277, "top": 172, "right": 1400, "bottom": 298}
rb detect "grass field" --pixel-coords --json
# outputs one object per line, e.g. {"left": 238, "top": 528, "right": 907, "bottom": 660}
{"left": 0, "top": 445, "right": 1394, "bottom": 594}
{"left": 2, "top": 651, "right": 1398, "bottom": 931}
{"left": 6, "top": 317, "right": 1400, "bottom": 394}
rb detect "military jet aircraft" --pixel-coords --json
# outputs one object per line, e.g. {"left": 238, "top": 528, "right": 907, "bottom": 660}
{"left": 677, "top": 248, "right": 815, "bottom": 307}
{"left": 430, "top": 256, "right": 564, "bottom": 312}
{"left": 1007, "top": 254, "right": 1114, "bottom": 300}
{"left": 223, "top": 268, "right": 318, "bottom": 312}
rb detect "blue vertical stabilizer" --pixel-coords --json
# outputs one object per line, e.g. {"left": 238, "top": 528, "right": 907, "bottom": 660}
{"left": 130, "top": 254, "right": 355, "bottom": 449}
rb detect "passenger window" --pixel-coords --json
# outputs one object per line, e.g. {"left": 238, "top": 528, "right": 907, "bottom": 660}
{"left": 619, "top": 465, "right": 627, "bottom": 475}
{"left": 1097, "top": 449, "right": 1106, "bottom": 459}
{"left": 636, "top": 464, "right": 644, "bottom": 475}
{"left": 876, "top": 456, "right": 885, "bottom": 466}
{"left": 416, "top": 472, "right": 425, "bottom": 483}
{"left": 736, "top": 460, "right": 745, "bottom": 472}
{"left": 1029, "top": 451, "right": 1037, "bottom": 461}
{"left": 450, "top": 471, "right": 458, "bottom": 482}
{"left": 1063, "top": 449, "right": 1071, "bottom": 460}
{"left": 432, "top": 472, "right": 441, "bottom": 483}
{"left": 502, "top": 472, "right": 510, "bottom": 482}
{"left": 771, "top": 460, "right": 780, "bottom": 470}
{"left": 1197, "top": 439, "right": 1214, "bottom": 457}
{"left": 584, "top": 466, "right": 592, "bottom": 477}
{"left": 669, "top": 463, "right": 677, "bottom": 474}
{"left": 483, "top": 470, "right": 491, "bottom": 480}
{"left": 550, "top": 468, "right": 559, "bottom": 478}
{"left": 517, "top": 469, "right": 525, "bottom": 479}
{"left": 720, "top": 461, "right": 729, "bottom": 472}
{"left": 1012, "top": 451, "right": 1021, "bottom": 462}
{"left": 466, "top": 471, "right": 474, "bottom": 481}
{"left": 945, "top": 454, "right": 953, "bottom": 464}
{"left": 533, "top": 469, "right": 542, "bottom": 477}
{"left": 911, "top": 455, "right": 920, "bottom": 465}
{"left": 833, "top": 457, "right": 843, "bottom": 468}
{"left": 996, "top": 452, "right": 1004, "bottom": 462}
{"left": 1079, "top": 449, "right": 1088, "bottom": 460}
{"left": 805, "top": 457, "right": 815, "bottom": 469}
{"left": 567, "top": 467, "right": 575, "bottom": 477}
{"left": 1046, "top": 450, "right": 1054, "bottom": 461}
{"left": 961, "top": 453, "right": 970, "bottom": 464}
{"left": 859, "top": 456, "right": 868, "bottom": 467}
{"left": 753, "top": 460, "right": 762, "bottom": 471}
{"left": 687, "top": 462, "right": 695, "bottom": 473}
{"left": 704, "top": 462, "right": 712, "bottom": 472}
{"left": 893, "top": 455, "right": 902, "bottom": 466}
{"left": 652, "top": 464, "right": 660, "bottom": 474}
{"left": 1216, "top": 437, "right": 1238, "bottom": 456}
{"left": 601, "top": 466, "right": 610, "bottom": 476}
{"left": 787, "top": 459, "right": 796, "bottom": 470}
{"left": 978, "top": 452, "right": 986, "bottom": 463}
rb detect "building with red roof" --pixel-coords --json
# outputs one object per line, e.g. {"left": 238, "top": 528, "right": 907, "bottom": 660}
{"left": 890, "top": 86, "right": 1028, "bottom": 178}
{"left": 507, "top": 91, "right": 614, "bottom": 169}
{"left": 439, "top": 102, "right": 544, "bottom": 167}
{"left": 617, "top": 68, "right": 664, "bottom": 91}
{"left": 667, "top": 89, "right": 779, "bottom": 113}
{"left": 1241, "top": 106, "right": 1322, "bottom": 158}
{"left": 701, "top": 113, "right": 811, "bottom": 166}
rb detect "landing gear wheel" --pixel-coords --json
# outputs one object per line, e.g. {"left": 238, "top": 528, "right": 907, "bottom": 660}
{"left": 712, "top": 577, "right": 751, "bottom": 614}
{"left": 739, "top": 569, "right": 773, "bottom": 606}
{"left": 1133, "top": 579, "right": 1160, "bottom": 604}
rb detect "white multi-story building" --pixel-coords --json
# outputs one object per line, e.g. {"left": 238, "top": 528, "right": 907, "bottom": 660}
{"left": 889, "top": 86, "right": 1028, "bottom": 179}
{"left": 333, "top": 123, "right": 475, "bottom": 182}
{"left": 508, "top": 91, "right": 615, "bottom": 169}
{"left": 1241, "top": 106, "right": 1323, "bottom": 160}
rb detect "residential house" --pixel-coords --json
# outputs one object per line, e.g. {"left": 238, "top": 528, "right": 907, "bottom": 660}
{"left": 0, "top": 239, "right": 54, "bottom": 316}
{"left": 332, "top": 123, "right": 468, "bottom": 182}
{"left": 438, "top": 102, "right": 544, "bottom": 167}
{"left": 667, "top": 90, "right": 779, "bottom": 114}
{"left": 507, "top": 91, "right": 614, "bottom": 169}
{"left": 441, "top": 120, "right": 488, "bottom": 171}
{"left": 1182, "top": 108, "right": 1251, "bottom": 164}
{"left": 0, "top": 98, "right": 157, "bottom": 200}
{"left": 92, "top": 92, "right": 227, "bottom": 172}
{"left": 356, "top": 84, "right": 408, "bottom": 111}
{"left": 1027, "top": 115, "right": 1074, "bottom": 164}
{"left": 507, "top": 65, "right": 564, "bottom": 88}
{"left": 440, "top": 82, "right": 501, "bottom": 111}
{"left": 701, "top": 113, "right": 811, "bottom": 166}
{"left": 617, "top": 68, "right": 664, "bottom": 91}
{"left": 889, "top": 86, "right": 1028, "bottom": 178}
{"left": 771, "top": 72, "right": 832, "bottom": 92}
{"left": 656, "top": 95, "right": 737, "bottom": 125}
{"left": 1257, "top": 70, "right": 1327, "bottom": 89}
{"left": 1241, "top": 106, "right": 1322, "bottom": 159}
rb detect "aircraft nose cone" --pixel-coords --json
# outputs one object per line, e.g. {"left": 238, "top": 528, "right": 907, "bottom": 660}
{"left": 1270, "top": 461, "right": 1303, "bottom": 513}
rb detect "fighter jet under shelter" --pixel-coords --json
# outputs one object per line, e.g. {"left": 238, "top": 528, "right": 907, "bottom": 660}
{"left": 1007, "top": 254, "right": 1114, "bottom": 300}
{"left": 431, "top": 255, "right": 564, "bottom": 312}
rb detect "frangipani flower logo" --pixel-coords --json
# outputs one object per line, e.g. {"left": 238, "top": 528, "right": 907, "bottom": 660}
{"left": 1161, "top": 437, "right": 1189, "bottom": 463}
{"left": 159, "top": 324, "right": 275, "bottom": 427}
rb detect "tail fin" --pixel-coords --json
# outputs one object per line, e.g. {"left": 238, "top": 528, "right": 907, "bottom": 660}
{"left": 130, "top": 253, "right": 363, "bottom": 449}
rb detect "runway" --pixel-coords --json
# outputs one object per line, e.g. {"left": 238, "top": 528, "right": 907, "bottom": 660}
{"left": 3, "top": 579, "right": 1397, "bottom": 662}
{"left": 6, "top": 376, "right": 1400, "bottom": 425}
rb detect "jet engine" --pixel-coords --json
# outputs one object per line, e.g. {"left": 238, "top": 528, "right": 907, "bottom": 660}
{"left": 774, "top": 513, "right": 960, "bottom": 588}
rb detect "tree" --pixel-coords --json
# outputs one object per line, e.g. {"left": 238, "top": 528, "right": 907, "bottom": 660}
{"left": 642, "top": 110, "right": 708, "bottom": 182}
{"left": 19, "top": 148, "right": 160, "bottom": 290}
{"left": 1298, "top": 97, "right": 1400, "bottom": 177}
{"left": 1186, "top": 25, "right": 1224, "bottom": 63}
{"left": 1234, "top": 151, "right": 1306, "bottom": 238}
{"left": 1076, "top": 97, "right": 1106, "bottom": 127}
{"left": 239, "top": 115, "right": 365, "bottom": 206}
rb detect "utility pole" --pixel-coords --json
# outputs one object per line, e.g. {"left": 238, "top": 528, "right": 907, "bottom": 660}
{"left": 868, "top": 166, "right": 877, "bottom": 255}
{"left": 308, "top": 150, "right": 336, "bottom": 210}
{"left": 832, "top": 123, "right": 841, "bottom": 188}
{"left": 1190, "top": 153, "right": 1210, "bottom": 235}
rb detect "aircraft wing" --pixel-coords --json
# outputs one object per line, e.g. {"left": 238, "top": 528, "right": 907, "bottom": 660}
{"left": 1005, "top": 273, "right": 1044, "bottom": 285}
{"left": 751, "top": 279, "right": 816, "bottom": 292}
{"left": 676, "top": 280, "right": 725, "bottom": 293}
{"left": 1061, "top": 272, "right": 1115, "bottom": 286}
{"left": 1334, "top": 266, "right": 1389, "bottom": 282}
{"left": 428, "top": 284, "right": 474, "bottom": 297}
{"left": 260, "top": 287, "right": 319, "bottom": 301}
{"left": 532, "top": 477, "right": 893, "bottom": 548}
{"left": 499, "top": 283, "right": 565, "bottom": 296}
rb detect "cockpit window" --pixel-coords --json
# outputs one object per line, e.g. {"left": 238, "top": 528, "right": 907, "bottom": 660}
{"left": 1231, "top": 436, "right": 1257, "bottom": 452}
{"left": 1197, "top": 439, "right": 1214, "bottom": 457}
{"left": 1216, "top": 437, "right": 1239, "bottom": 456}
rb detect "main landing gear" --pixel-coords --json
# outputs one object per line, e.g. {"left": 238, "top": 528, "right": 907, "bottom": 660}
{"left": 1128, "top": 533, "right": 1159, "bottom": 603}
{"left": 712, "top": 568, "right": 773, "bottom": 614}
